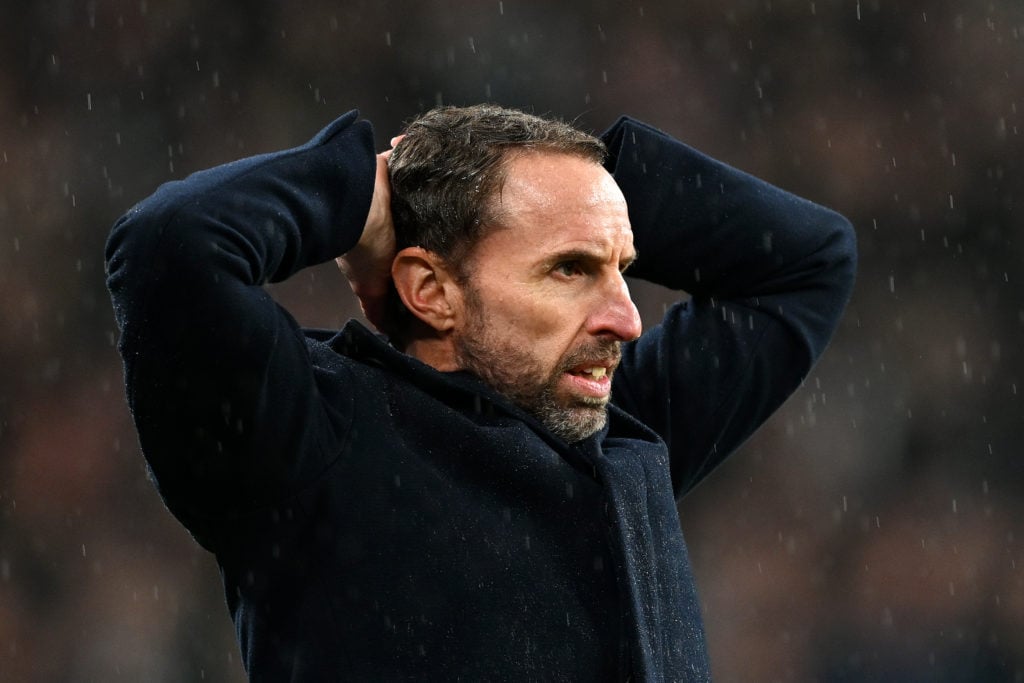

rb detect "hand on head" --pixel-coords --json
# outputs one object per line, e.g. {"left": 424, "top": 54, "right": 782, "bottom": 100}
{"left": 337, "top": 136, "right": 404, "bottom": 333}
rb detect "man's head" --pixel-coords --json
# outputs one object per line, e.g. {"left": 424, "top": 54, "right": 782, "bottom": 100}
{"left": 387, "top": 105, "right": 642, "bottom": 442}
{"left": 388, "top": 104, "right": 607, "bottom": 281}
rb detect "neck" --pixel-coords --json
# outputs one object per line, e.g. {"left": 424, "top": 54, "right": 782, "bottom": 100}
{"left": 404, "top": 336, "right": 460, "bottom": 372}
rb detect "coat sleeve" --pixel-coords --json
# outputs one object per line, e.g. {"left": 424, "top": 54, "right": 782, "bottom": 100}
{"left": 602, "top": 117, "right": 857, "bottom": 499}
{"left": 105, "top": 111, "right": 377, "bottom": 534}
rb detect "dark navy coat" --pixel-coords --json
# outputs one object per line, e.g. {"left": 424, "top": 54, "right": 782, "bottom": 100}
{"left": 106, "top": 110, "right": 856, "bottom": 681}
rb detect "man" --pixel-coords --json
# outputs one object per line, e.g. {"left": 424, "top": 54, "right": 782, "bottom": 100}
{"left": 106, "top": 105, "right": 856, "bottom": 681}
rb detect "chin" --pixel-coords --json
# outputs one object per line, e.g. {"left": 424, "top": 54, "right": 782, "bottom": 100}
{"left": 542, "top": 405, "right": 607, "bottom": 443}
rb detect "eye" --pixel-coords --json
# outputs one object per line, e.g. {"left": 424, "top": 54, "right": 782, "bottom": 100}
{"left": 553, "top": 260, "right": 584, "bottom": 277}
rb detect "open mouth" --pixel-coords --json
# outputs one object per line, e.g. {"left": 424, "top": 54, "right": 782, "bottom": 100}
{"left": 563, "top": 361, "right": 616, "bottom": 399}
{"left": 571, "top": 366, "right": 608, "bottom": 379}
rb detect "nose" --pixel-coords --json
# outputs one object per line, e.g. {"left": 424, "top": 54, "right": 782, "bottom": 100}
{"left": 587, "top": 272, "right": 643, "bottom": 342}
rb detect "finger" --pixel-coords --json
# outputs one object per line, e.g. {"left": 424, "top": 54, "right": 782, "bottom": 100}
{"left": 389, "top": 134, "right": 406, "bottom": 148}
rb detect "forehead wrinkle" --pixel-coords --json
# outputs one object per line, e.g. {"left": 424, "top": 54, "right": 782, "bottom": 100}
{"left": 480, "top": 151, "right": 631, "bottom": 251}
{"left": 503, "top": 150, "right": 616, "bottom": 204}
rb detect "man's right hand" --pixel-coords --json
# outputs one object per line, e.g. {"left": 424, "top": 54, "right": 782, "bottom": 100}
{"left": 337, "top": 148, "right": 397, "bottom": 332}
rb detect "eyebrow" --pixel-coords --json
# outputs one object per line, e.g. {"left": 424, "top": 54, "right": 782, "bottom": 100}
{"left": 542, "top": 246, "right": 638, "bottom": 272}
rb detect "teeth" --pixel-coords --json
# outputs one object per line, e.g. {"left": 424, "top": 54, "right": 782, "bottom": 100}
{"left": 584, "top": 367, "right": 607, "bottom": 378}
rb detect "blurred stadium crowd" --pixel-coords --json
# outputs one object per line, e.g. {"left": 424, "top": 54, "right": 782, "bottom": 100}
{"left": 1, "top": 1, "right": 1022, "bottom": 680}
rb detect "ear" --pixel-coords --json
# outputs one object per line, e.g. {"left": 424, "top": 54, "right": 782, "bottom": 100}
{"left": 391, "top": 247, "right": 462, "bottom": 333}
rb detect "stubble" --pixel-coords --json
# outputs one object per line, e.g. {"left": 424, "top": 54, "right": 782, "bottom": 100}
{"left": 453, "top": 287, "right": 620, "bottom": 443}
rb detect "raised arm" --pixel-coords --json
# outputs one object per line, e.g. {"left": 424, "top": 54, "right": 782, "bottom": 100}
{"left": 105, "top": 111, "right": 378, "bottom": 537}
{"left": 603, "top": 117, "right": 857, "bottom": 498}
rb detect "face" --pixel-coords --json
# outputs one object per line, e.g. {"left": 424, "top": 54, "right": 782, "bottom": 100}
{"left": 451, "top": 151, "right": 642, "bottom": 442}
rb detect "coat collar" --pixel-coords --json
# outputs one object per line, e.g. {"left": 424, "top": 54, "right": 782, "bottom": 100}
{"left": 326, "top": 320, "right": 512, "bottom": 405}
{"left": 326, "top": 321, "right": 581, "bottom": 443}
{"left": 320, "top": 320, "right": 657, "bottom": 457}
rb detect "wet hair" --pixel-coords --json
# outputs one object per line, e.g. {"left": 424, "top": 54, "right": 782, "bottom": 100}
{"left": 385, "top": 104, "right": 606, "bottom": 343}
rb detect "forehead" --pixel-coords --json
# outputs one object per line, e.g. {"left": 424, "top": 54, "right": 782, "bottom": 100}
{"left": 482, "top": 151, "right": 633, "bottom": 254}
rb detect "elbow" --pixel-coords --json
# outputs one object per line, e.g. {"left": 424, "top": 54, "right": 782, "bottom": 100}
{"left": 105, "top": 177, "right": 197, "bottom": 278}
{"left": 105, "top": 186, "right": 197, "bottom": 328}
{"left": 105, "top": 201, "right": 168, "bottom": 299}
{"left": 819, "top": 209, "right": 858, "bottom": 308}
{"left": 104, "top": 208, "right": 143, "bottom": 284}
{"left": 787, "top": 210, "right": 858, "bottom": 366}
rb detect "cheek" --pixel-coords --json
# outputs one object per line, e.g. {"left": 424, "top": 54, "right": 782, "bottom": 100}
{"left": 500, "top": 292, "right": 572, "bottom": 337}
{"left": 511, "top": 304, "right": 585, "bottom": 371}
{"left": 473, "top": 280, "right": 585, "bottom": 356}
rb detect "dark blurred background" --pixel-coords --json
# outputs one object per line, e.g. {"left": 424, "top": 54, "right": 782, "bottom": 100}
{"left": 1, "top": 0, "right": 1022, "bottom": 680}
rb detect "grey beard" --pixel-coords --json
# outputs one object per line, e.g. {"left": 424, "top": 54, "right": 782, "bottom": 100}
{"left": 453, "top": 300, "right": 618, "bottom": 443}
